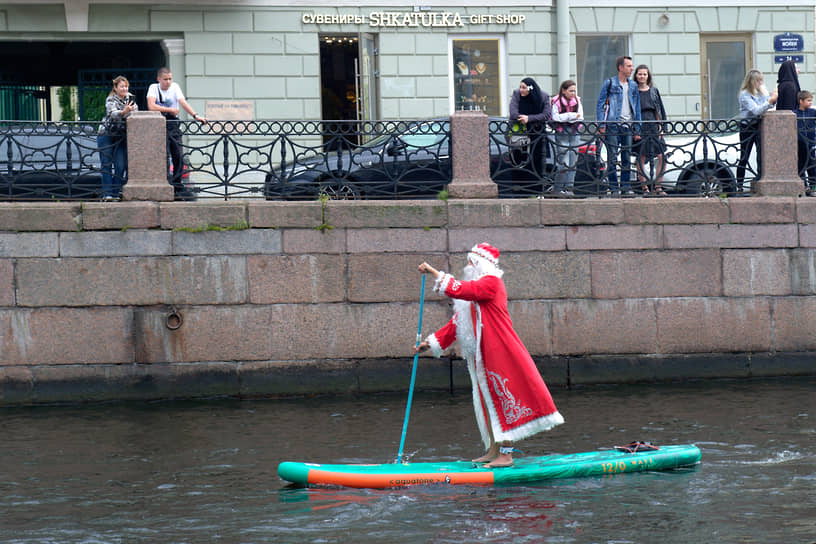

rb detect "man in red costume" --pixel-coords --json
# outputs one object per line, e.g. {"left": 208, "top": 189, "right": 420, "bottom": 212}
{"left": 416, "top": 243, "right": 564, "bottom": 467}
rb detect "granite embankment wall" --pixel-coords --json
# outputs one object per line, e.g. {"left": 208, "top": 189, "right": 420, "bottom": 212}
{"left": 1, "top": 197, "right": 815, "bottom": 405}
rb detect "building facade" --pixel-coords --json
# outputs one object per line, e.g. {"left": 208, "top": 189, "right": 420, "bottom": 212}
{"left": 0, "top": 1, "right": 813, "bottom": 122}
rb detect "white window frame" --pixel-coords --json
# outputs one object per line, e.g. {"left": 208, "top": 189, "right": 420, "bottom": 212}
{"left": 448, "top": 35, "right": 507, "bottom": 116}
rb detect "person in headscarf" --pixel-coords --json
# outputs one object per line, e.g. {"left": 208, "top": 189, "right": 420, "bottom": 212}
{"left": 776, "top": 60, "right": 801, "bottom": 111}
{"left": 416, "top": 243, "right": 564, "bottom": 468}
{"left": 508, "top": 78, "right": 552, "bottom": 180}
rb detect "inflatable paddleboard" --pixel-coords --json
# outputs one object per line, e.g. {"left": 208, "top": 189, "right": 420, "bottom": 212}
{"left": 278, "top": 443, "right": 701, "bottom": 488}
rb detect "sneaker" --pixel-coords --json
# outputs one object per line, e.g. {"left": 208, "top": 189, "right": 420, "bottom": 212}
{"left": 564, "top": 190, "right": 575, "bottom": 197}
{"left": 102, "top": 195, "right": 117, "bottom": 202}
{"left": 624, "top": 190, "right": 635, "bottom": 195}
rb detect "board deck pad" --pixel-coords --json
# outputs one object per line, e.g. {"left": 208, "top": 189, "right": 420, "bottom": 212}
{"left": 278, "top": 444, "right": 701, "bottom": 488}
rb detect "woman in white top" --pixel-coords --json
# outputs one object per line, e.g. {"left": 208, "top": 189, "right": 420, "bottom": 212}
{"left": 736, "top": 69, "right": 778, "bottom": 190}
{"left": 551, "top": 80, "right": 583, "bottom": 197}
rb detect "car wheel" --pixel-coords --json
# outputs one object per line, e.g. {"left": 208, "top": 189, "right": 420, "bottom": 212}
{"left": 319, "top": 181, "right": 360, "bottom": 200}
{"left": 677, "top": 163, "right": 735, "bottom": 196}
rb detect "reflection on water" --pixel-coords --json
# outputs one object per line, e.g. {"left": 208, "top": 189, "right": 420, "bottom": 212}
{"left": 0, "top": 377, "right": 814, "bottom": 543}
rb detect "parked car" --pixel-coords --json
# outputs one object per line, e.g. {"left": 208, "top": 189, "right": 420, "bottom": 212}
{"left": 0, "top": 122, "right": 197, "bottom": 200}
{"left": 589, "top": 121, "right": 751, "bottom": 196}
{"left": 263, "top": 118, "right": 602, "bottom": 200}
{"left": 0, "top": 123, "right": 102, "bottom": 199}
{"left": 661, "top": 129, "right": 747, "bottom": 195}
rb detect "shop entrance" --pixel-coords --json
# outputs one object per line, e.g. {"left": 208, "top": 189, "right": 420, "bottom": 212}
{"left": 319, "top": 34, "right": 378, "bottom": 145}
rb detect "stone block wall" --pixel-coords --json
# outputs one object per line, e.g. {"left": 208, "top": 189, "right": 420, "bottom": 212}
{"left": 1, "top": 196, "right": 816, "bottom": 405}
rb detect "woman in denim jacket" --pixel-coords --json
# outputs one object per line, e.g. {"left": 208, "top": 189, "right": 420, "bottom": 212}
{"left": 595, "top": 56, "right": 641, "bottom": 194}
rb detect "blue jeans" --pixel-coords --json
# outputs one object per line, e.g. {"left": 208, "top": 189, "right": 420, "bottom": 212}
{"left": 554, "top": 132, "right": 580, "bottom": 191}
{"left": 97, "top": 134, "right": 127, "bottom": 198}
{"left": 603, "top": 123, "right": 633, "bottom": 191}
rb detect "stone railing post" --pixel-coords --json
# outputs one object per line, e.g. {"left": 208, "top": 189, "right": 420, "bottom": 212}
{"left": 123, "top": 111, "right": 173, "bottom": 201}
{"left": 754, "top": 110, "right": 803, "bottom": 196}
{"left": 447, "top": 110, "right": 497, "bottom": 198}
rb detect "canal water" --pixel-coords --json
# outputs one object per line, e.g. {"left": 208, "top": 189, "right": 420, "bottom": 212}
{"left": 1, "top": 377, "right": 813, "bottom": 543}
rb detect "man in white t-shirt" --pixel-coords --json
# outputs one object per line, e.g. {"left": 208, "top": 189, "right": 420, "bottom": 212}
{"left": 147, "top": 67, "right": 206, "bottom": 198}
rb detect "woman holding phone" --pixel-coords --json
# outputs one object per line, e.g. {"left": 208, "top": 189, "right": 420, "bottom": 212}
{"left": 97, "top": 75, "right": 137, "bottom": 201}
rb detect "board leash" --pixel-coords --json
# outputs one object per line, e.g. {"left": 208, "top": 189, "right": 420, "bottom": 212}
{"left": 395, "top": 274, "right": 426, "bottom": 464}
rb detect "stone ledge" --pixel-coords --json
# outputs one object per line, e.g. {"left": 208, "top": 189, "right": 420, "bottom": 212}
{"left": 81, "top": 202, "right": 161, "bottom": 230}
{"left": 0, "top": 199, "right": 814, "bottom": 233}
{"left": 447, "top": 199, "right": 539, "bottom": 227}
{"left": 0, "top": 202, "right": 81, "bottom": 232}
{"left": 326, "top": 200, "right": 448, "bottom": 228}
{"left": 159, "top": 202, "right": 248, "bottom": 230}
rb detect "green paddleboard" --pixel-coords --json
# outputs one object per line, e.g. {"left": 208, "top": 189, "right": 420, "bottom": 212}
{"left": 278, "top": 444, "right": 701, "bottom": 488}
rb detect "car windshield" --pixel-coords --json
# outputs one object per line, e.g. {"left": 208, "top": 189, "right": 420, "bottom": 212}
{"left": 359, "top": 121, "right": 447, "bottom": 150}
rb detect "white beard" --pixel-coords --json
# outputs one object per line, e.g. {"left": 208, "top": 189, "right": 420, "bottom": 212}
{"left": 453, "top": 264, "right": 478, "bottom": 363}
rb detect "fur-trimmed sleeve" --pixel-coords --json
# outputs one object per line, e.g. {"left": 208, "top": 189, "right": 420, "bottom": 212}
{"left": 426, "top": 317, "right": 456, "bottom": 358}
{"left": 433, "top": 272, "right": 454, "bottom": 294}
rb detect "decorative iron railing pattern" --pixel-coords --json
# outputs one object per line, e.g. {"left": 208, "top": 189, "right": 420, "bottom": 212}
{"left": 0, "top": 121, "right": 113, "bottom": 200}
{"left": 488, "top": 118, "right": 751, "bottom": 198}
{"left": 0, "top": 116, "right": 799, "bottom": 201}
{"left": 181, "top": 119, "right": 451, "bottom": 200}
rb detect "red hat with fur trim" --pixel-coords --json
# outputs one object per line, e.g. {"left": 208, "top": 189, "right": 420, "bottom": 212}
{"left": 469, "top": 242, "right": 500, "bottom": 265}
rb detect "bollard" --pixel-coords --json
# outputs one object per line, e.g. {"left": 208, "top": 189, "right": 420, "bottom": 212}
{"left": 754, "top": 110, "right": 804, "bottom": 196}
{"left": 123, "top": 111, "right": 174, "bottom": 201}
{"left": 448, "top": 110, "right": 498, "bottom": 198}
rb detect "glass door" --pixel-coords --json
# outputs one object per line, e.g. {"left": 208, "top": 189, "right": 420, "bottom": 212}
{"left": 701, "top": 34, "right": 752, "bottom": 119}
{"left": 357, "top": 32, "right": 378, "bottom": 125}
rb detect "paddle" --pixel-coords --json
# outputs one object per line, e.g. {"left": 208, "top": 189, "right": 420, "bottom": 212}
{"left": 395, "top": 274, "right": 426, "bottom": 464}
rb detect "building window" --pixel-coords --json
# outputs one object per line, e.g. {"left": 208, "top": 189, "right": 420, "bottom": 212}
{"left": 576, "top": 35, "right": 629, "bottom": 121}
{"left": 450, "top": 37, "right": 504, "bottom": 116}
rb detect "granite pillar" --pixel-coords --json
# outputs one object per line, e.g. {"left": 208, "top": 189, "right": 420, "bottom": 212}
{"left": 754, "top": 110, "right": 804, "bottom": 196}
{"left": 124, "top": 111, "right": 173, "bottom": 201}
{"left": 448, "top": 110, "right": 498, "bottom": 198}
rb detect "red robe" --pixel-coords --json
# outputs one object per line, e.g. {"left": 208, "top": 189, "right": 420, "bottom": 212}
{"left": 426, "top": 272, "right": 563, "bottom": 447}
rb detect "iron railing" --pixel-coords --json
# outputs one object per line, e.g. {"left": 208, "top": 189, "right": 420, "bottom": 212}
{"left": 181, "top": 119, "right": 451, "bottom": 200}
{"left": 0, "top": 116, "right": 801, "bottom": 201}
{"left": 0, "top": 121, "right": 112, "bottom": 199}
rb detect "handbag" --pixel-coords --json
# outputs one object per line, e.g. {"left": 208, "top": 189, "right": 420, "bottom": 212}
{"left": 105, "top": 118, "right": 126, "bottom": 138}
{"left": 506, "top": 121, "right": 530, "bottom": 148}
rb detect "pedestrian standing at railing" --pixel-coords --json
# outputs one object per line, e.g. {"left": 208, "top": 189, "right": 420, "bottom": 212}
{"left": 634, "top": 64, "right": 667, "bottom": 195}
{"left": 551, "top": 80, "right": 583, "bottom": 197}
{"left": 596, "top": 55, "right": 641, "bottom": 196}
{"left": 97, "top": 75, "right": 137, "bottom": 202}
{"left": 775, "top": 60, "right": 801, "bottom": 112}
{"left": 795, "top": 90, "right": 816, "bottom": 194}
{"left": 736, "top": 69, "right": 778, "bottom": 191}
{"left": 147, "top": 67, "right": 206, "bottom": 200}
{"left": 508, "top": 78, "right": 552, "bottom": 180}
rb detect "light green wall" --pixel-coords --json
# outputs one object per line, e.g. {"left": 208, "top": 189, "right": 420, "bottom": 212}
{"left": 573, "top": 6, "right": 815, "bottom": 118}
{"left": 0, "top": 4, "right": 812, "bottom": 120}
